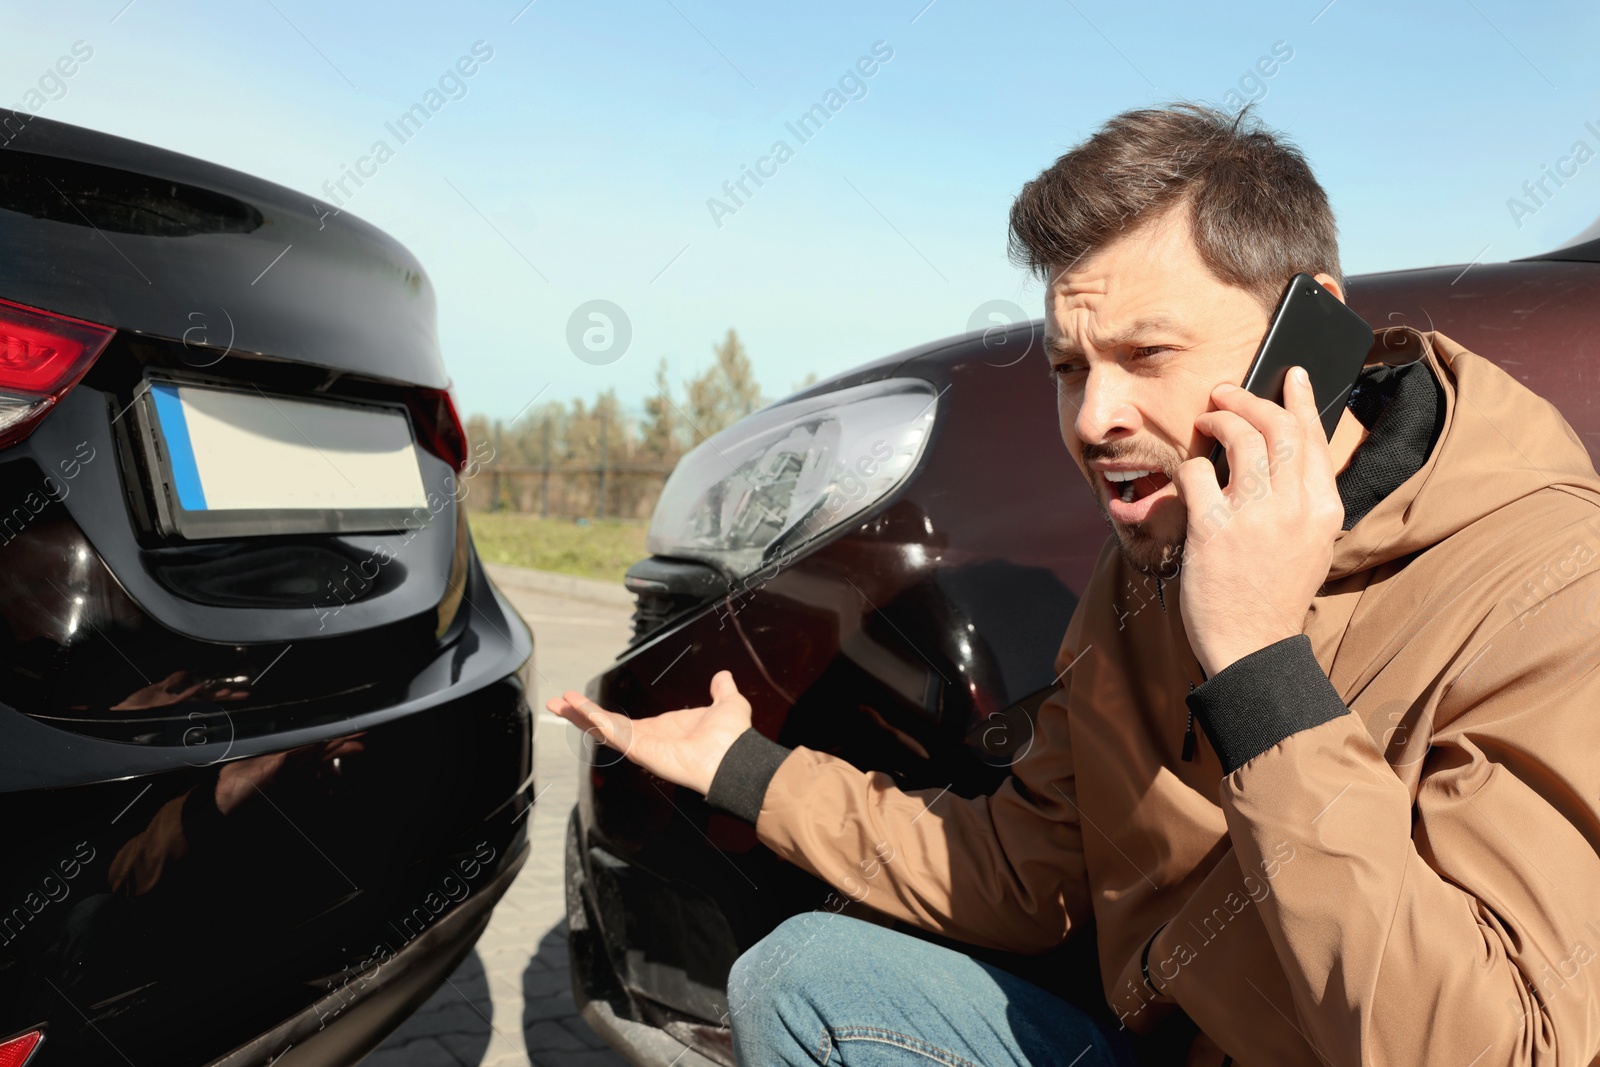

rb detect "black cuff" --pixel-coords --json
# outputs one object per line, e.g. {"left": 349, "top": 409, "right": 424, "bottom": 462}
{"left": 1186, "top": 634, "right": 1349, "bottom": 775}
{"left": 704, "top": 728, "right": 792, "bottom": 825}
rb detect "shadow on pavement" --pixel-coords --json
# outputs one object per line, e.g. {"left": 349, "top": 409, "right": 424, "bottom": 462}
{"left": 522, "top": 917, "right": 628, "bottom": 1066}
{"left": 367, "top": 948, "right": 493, "bottom": 1066}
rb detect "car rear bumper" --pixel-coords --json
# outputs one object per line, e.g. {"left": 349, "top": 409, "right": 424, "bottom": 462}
{"left": 0, "top": 616, "right": 535, "bottom": 1066}
{"left": 206, "top": 839, "right": 529, "bottom": 1067}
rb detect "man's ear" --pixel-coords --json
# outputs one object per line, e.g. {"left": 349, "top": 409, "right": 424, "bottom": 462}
{"left": 1313, "top": 272, "right": 1345, "bottom": 303}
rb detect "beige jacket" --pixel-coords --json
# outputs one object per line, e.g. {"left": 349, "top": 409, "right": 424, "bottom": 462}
{"left": 753, "top": 329, "right": 1600, "bottom": 1066}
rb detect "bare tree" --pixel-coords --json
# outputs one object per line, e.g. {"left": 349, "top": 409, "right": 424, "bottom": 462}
{"left": 462, "top": 329, "right": 767, "bottom": 518}
{"left": 685, "top": 328, "right": 761, "bottom": 442}
{"left": 641, "top": 357, "right": 680, "bottom": 459}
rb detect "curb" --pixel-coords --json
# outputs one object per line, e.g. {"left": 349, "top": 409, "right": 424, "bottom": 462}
{"left": 483, "top": 562, "right": 635, "bottom": 608}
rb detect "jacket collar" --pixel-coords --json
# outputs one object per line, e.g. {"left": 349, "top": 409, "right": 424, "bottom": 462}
{"left": 1325, "top": 326, "right": 1600, "bottom": 582}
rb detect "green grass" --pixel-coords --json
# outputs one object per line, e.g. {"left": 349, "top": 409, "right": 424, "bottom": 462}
{"left": 467, "top": 512, "right": 649, "bottom": 583}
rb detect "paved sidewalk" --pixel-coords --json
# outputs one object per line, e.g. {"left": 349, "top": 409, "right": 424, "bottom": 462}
{"left": 366, "top": 569, "right": 634, "bottom": 1067}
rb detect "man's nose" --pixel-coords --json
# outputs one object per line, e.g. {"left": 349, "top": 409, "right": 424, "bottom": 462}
{"left": 1073, "top": 366, "right": 1139, "bottom": 444}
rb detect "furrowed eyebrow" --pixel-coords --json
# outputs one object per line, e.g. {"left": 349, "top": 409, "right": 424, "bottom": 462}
{"left": 1045, "top": 317, "right": 1185, "bottom": 360}
{"left": 1045, "top": 335, "right": 1082, "bottom": 359}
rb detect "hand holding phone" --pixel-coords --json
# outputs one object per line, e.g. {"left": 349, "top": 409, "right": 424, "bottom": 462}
{"left": 1208, "top": 273, "right": 1373, "bottom": 487}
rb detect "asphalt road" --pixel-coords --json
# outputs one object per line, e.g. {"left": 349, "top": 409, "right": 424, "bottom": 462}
{"left": 366, "top": 565, "right": 635, "bottom": 1067}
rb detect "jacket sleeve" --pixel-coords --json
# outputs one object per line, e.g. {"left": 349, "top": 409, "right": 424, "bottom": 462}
{"left": 1210, "top": 570, "right": 1600, "bottom": 1066}
{"left": 750, "top": 676, "right": 1091, "bottom": 955}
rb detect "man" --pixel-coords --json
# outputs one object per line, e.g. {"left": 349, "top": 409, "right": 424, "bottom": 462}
{"left": 550, "top": 104, "right": 1600, "bottom": 1066}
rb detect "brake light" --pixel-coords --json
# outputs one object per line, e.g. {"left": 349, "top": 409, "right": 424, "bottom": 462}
{"left": 0, "top": 297, "right": 115, "bottom": 448}
{"left": 407, "top": 386, "right": 468, "bottom": 472}
{"left": 0, "top": 1029, "right": 42, "bottom": 1067}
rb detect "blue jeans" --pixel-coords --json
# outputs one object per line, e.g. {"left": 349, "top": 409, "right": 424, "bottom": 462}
{"left": 727, "top": 912, "right": 1139, "bottom": 1066}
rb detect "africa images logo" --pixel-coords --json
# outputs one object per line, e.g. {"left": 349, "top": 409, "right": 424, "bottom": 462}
{"left": 314, "top": 41, "right": 496, "bottom": 224}
{"left": 705, "top": 41, "right": 895, "bottom": 228}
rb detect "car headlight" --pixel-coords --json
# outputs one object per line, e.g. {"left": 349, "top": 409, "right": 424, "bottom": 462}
{"left": 647, "top": 378, "right": 938, "bottom": 579}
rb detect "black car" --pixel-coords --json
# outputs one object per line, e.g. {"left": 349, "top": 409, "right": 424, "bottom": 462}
{"left": 0, "top": 110, "right": 534, "bottom": 1065}
{"left": 566, "top": 223, "right": 1600, "bottom": 1065}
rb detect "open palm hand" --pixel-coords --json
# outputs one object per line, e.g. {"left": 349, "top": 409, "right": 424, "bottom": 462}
{"left": 545, "top": 670, "right": 753, "bottom": 795}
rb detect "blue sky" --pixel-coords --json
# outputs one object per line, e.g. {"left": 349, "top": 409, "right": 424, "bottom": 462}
{"left": 4, "top": 0, "right": 1599, "bottom": 421}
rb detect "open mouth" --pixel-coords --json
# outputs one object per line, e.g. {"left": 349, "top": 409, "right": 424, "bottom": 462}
{"left": 1105, "top": 469, "right": 1171, "bottom": 504}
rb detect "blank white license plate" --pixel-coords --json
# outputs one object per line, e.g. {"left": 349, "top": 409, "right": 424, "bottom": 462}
{"left": 144, "top": 381, "right": 429, "bottom": 538}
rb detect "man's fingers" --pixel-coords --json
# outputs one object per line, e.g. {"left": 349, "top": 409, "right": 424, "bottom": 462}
{"left": 1212, "top": 383, "right": 1301, "bottom": 476}
{"left": 1284, "top": 366, "right": 1337, "bottom": 485}
{"left": 546, "top": 693, "right": 605, "bottom": 731}
{"left": 548, "top": 692, "right": 636, "bottom": 754}
{"left": 1195, "top": 408, "right": 1269, "bottom": 493}
{"left": 1171, "top": 455, "right": 1226, "bottom": 537}
{"left": 708, "top": 669, "right": 740, "bottom": 703}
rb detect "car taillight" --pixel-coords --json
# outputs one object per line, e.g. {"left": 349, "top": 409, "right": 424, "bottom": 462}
{"left": 407, "top": 386, "right": 469, "bottom": 472}
{"left": 0, "top": 1029, "right": 42, "bottom": 1067}
{"left": 0, "top": 297, "right": 116, "bottom": 448}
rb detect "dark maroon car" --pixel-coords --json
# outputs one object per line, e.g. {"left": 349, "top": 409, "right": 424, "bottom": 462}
{"left": 565, "top": 222, "right": 1600, "bottom": 1066}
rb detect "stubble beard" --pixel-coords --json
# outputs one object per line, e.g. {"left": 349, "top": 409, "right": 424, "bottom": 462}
{"left": 1095, "top": 500, "right": 1186, "bottom": 579}
{"left": 1079, "top": 439, "right": 1187, "bottom": 579}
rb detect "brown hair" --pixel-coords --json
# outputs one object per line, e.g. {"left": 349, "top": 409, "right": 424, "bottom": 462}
{"left": 1007, "top": 103, "right": 1342, "bottom": 309}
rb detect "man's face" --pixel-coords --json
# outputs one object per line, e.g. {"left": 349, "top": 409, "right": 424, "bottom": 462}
{"left": 1046, "top": 206, "right": 1271, "bottom": 576}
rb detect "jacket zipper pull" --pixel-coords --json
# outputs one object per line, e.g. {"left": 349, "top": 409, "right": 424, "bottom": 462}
{"left": 1181, "top": 684, "right": 1197, "bottom": 762}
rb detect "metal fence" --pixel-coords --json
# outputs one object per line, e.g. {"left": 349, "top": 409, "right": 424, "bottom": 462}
{"left": 469, "top": 463, "right": 676, "bottom": 520}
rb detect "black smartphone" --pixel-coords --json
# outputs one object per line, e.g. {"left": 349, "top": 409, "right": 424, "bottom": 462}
{"left": 1208, "top": 272, "right": 1373, "bottom": 487}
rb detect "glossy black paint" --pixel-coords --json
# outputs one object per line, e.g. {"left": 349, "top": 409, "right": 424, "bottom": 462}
{"left": 0, "top": 112, "right": 534, "bottom": 1066}
{"left": 0, "top": 674, "right": 532, "bottom": 1066}
{"left": 0, "top": 548, "right": 528, "bottom": 792}
{"left": 568, "top": 258, "right": 1600, "bottom": 1064}
{"left": 9, "top": 365, "right": 462, "bottom": 648}
{"left": 0, "top": 108, "right": 446, "bottom": 390}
